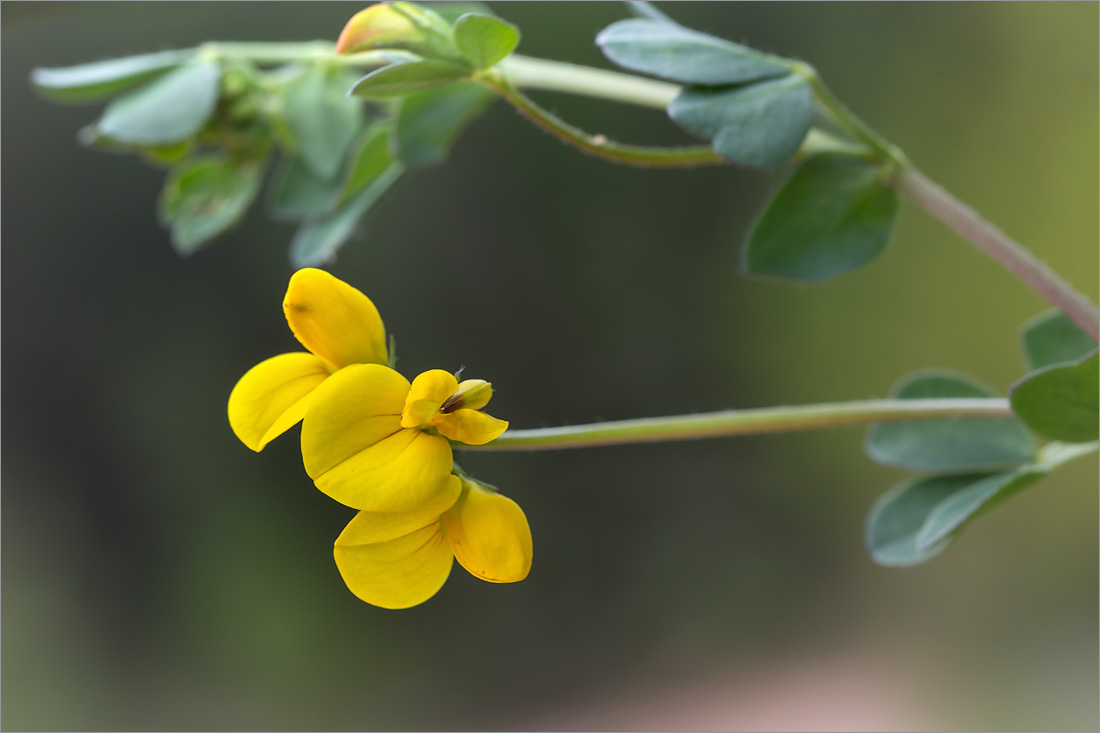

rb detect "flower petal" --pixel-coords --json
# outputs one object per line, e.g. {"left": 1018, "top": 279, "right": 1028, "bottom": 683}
{"left": 443, "top": 480, "right": 532, "bottom": 583}
{"left": 335, "top": 520, "right": 453, "bottom": 609}
{"left": 313, "top": 429, "right": 454, "bottom": 511}
{"left": 401, "top": 369, "right": 458, "bottom": 428}
{"left": 283, "top": 268, "right": 387, "bottom": 370}
{"left": 335, "top": 475, "right": 461, "bottom": 545}
{"left": 434, "top": 408, "right": 509, "bottom": 445}
{"left": 301, "top": 363, "right": 409, "bottom": 476}
{"left": 227, "top": 352, "right": 329, "bottom": 451}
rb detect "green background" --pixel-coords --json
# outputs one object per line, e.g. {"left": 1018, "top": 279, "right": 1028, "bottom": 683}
{"left": 3, "top": 2, "right": 1097, "bottom": 730}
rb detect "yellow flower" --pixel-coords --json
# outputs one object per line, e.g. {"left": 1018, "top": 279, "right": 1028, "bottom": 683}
{"left": 334, "top": 474, "right": 533, "bottom": 609}
{"left": 299, "top": 363, "right": 508, "bottom": 512}
{"left": 227, "top": 268, "right": 387, "bottom": 452}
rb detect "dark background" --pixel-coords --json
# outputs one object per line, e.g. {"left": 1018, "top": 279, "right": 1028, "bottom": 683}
{"left": 3, "top": 3, "right": 1098, "bottom": 730}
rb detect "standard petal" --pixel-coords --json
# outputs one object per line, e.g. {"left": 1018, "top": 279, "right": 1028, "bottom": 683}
{"left": 335, "top": 520, "right": 453, "bottom": 609}
{"left": 301, "top": 363, "right": 410, "bottom": 477}
{"left": 401, "top": 369, "right": 459, "bottom": 428}
{"left": 313, "top": 429, "right": 455, "bottom": 511}
{"left": 227, "top": 352, "right": 328, "bottom": 451}
{"left": 434, "top": 408, "right": 509, "bottom": 445}
{"left": 443, "top": 480, "right": 532, "bottom": 583}
{"left": 335, "top": 475, "right": 461, "bottom": 545}
{"left": 283, "top": 267, "right": 388, "bottom": 370}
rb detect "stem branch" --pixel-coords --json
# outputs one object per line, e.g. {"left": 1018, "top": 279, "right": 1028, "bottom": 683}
{"left": 460, "top": 398, "right": 1012, "bottom": 451}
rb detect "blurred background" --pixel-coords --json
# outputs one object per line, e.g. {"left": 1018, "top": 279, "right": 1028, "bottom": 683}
{"left": 3, "top": 3, "right": 1097, "bottom": 730}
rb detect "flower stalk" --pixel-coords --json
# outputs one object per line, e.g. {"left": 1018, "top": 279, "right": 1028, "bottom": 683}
{"left": 461, "top": 398, "right": 1013, "bottom": 451}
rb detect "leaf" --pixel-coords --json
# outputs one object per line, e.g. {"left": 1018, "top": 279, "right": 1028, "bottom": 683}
{"left": 393, "top": 81, "right": 495, "bottom": 167}
{"left": 341, "top": 124, "right": 396, "bottom": 202}
{"left": 269, "top": 156, "right": 342, "bottom": 221}
{"left": 914, "top": 467, "right": 1045, "bottom": 553}
{"left": 290, "top": 164, "right": 404, "bottom": 268}
{"left": 31, "top": 49, "right": 195, "bottom": 103}
{"left": 427, "top": 2, "right": 495, "bottom": 23}
{"left": 1020, "top": 309, "right": 1096, "bottom": 371}
{"left": 865, "top": 370, "right": 1036, "bottom": 471}
{"left": 865, "top": 474, "right": 971, "bottom": 567}
{"left": 742, "top": 153, "right": 898, "bottom": 282}
{"left": 349, "top": 60, "right": 470, "bottom": 99}
{"left": 281, "top": 65, "right": 364, "bottom": 181}
{"left": 1009, "top": 352, "right": 1099, "bottom": 442}
{"left": 96, "top": 60, "right": 221, "bottom": 146}
{"left": 158, "top": 156, "right": 263, "bottom": 255}
{"left": 596, "top": 18, "right": 790, "bottom": 86}
{"left": 453, "top": 13, "right": 520, "bottom": 69}
{"left": 668, "top": 74, "right": 814, "bottom": 167}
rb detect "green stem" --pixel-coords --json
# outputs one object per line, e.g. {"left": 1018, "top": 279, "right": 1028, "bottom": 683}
{"left": 458, "top": 398, "right": 1012, "bottom": 451}
{"left": 897, "top": 167, "right": 1100, "bottom": 342}
{"left": 478, "top": 73, "right": 727, "bottom": 168}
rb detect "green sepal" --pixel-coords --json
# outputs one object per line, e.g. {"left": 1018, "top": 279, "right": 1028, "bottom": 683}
{"left": 596, "top": 18, "right": 790, "bottom": 85}
{"left": 865, "top": 370, "right": 1036, "bottom": 471}
{"left": 1009, "top": 352, "right": 1099, "bottom": 443}
{"left": 1019, "top": 309, "right": 1096, "bottom": 371}
{"left": 742, "top": 153, "right": 898, "bottom": 282}
{"left": 349, "top": 60, "right": 471, "bottom": 99}
{"left": 31, "top": 49, "right": 196, "bottom": 104}
{"left": 393, "top": 80, "right": 495, "bottom": 166}
{"left": 96, "top": 60, "right": 221, "bottom": 146}
{"left": 289, "top": 163, "right": 404, "bottom": 268}
{"left": 668, "top": 74, "right": 814, "bottom": 167}
{"left": 158, "top": 155, "right": 264, "bottom": 255}
{"left": 453, "top": 13, "right": 520, "bottom": 70}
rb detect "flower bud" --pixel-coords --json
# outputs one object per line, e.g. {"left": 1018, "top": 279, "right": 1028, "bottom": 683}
{"left": 335, "top": 2, "right": 463, "bottom": 63}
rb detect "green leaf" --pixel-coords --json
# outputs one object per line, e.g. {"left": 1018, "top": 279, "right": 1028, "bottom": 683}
{"left": 31, "top": 49, "right": 195, "bottom": 103}
{"left": 596, "top": 18, "right": 790, "bottom": 85}
{"left": 742, "top": 153, "right": 898, "bottom": 282}
{"left": 290, "top": 164, "right": 404, "bottom": 268}
{"left": 281, "top": 65, "right": 364, "bottom": 181}
{"left": 159, "top": 156, "right": 263, "bottom": 255}
{"left": 668, "top": 74, "right": 813, "bottom": 167}
{"left": 914, "top": 467, "right": 1045, "bottom": 553}
{"left": 349, "top": 60, "right": 470, "bottom": 99}
{"left": 865, "top": 474, "right": 970, "bottom": 566}
{"left": 1009, "top": 352, "right": 1099, "bottom": 442}
{"left": 453, "top": 14, "right": 520, "bottom": 69}
{"left": 269, "top": 156, "right": 342, "bottom": 221}
{"left": 96, "top": 60, "right": 220, "bottom": 146}
{"left": 865, "top": 370, "right": 1036, "bottom": 471}
{"left": 393, "top": 81, "right": 495, "bottom": 167}
{"left": 341, "top": 124, "right": 396, "bottom": 202}
{"left": 1020, "top": 310, "right": 1096, "bottom": 371}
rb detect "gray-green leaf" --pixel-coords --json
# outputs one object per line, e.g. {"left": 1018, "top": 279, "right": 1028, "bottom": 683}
{"left": 914, "top": 467, "right": 1045, "bottom": 553}
{"left": 1009, "top": 352, "right": 1099, "bottom": 443}
{"left": 31, "top": 49, "right": 196, "bottom": 103}
{"left": 742, "top": 153, "right": 898, "bottom": 282}
{"left": 349, "top": 60, "right": 470, "bottom": 99}
{"left": 596, "top": 18, "right": 790, "bottom": 85}
{"left": 1020, "top": 309, "right": 1097, "bottom": 371}
{"left": 394, "top": 81, "right": 495, "bottom": 167}
{"left": 453, "top": 14, "right": 520, "bottom": 70}
{"left": 281, "top": 65, "right": 364, "bottom": 181}
{"left": 290, "top": 164, "right": 404, "bottom": 268}
{"left": 159, "top": 156, "right": 263, "bottom": 254}
{"left": 269, "top": 156, "right": 342, "bottom": 221}
{"left": 865, "top": 370, "right": 1036, "bottom": 471}
{"left": 96, "top": 60, "right": 220, "bottom": 146}
{"left": 340, "top": 124, "right": 396, "bottom": 203}
{"left": 865, "top": 474, "right": 971, "bottom": 566}
{"left": 668, "top": 74, "right": 813, "bottom": 167}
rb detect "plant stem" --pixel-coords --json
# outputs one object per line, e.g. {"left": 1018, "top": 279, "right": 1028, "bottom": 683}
{"left": 897, "top": 167, "right": 1100, "bottom": 341}
{"left": 499, "top": 55, "right": 678, "bottom": 109}
{"left": 478, "top": 73, "right": 726, "bottom": 168}
{"left": 458, "top": 398, "right": 1012, "bottom": 451}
